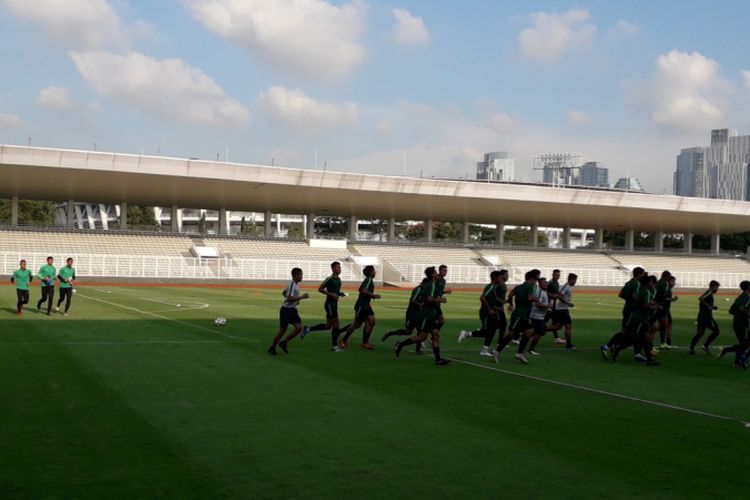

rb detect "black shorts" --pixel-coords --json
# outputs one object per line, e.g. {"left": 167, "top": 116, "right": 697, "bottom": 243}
{"left": 552, "top": 309, "right": 572, "bottom": 326}
{"left": 659, "top": 310, "right": 672, "bottom": 325}
{"left": 324, "top": 301, "right": 338, "bottom": 319}
{"left": 435, "top": 304, "right": 444, "bottom": 317}
{"left": 531, "top": 318, "right": 548, "bottom": 335}
{"left": 697, "top": 314, "right": 718, "bottom": 332}
{"left": 732, "top": 319, "right": 749, "bottom": 343}
{"left": 405, "top": 315, "right": 422, "bottom": 330}
{"left": 509, "top": 315, "right": 531, "bottom": 333}
{"left": 497, "top": 313, "right": 507, "bottom": 334}
{"left": 16, "top": 289, "right": 29, "bottom": 303}
{"left": 420, "top": 317, "right": 439, "bottom": 333}
{"left": 627, "top": 318, "right": 650, "bottom": 337}
{"left": 355, "top": 305, "right": 374, "bottom": 322}
{"left": 480, "top": 312, "right": 500, "bottom": 332}
{"left": 279, "top": 307, "right": 301, "bottom": 328}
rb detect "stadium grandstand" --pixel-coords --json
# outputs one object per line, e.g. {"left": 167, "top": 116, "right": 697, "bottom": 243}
{"left": 2, "top": 144, "right": 750, "bottom": 287}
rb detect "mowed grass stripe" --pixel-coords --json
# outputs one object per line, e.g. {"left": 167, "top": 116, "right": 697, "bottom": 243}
{"left": 1, "top": 285, "right": 749, "bottom": 499}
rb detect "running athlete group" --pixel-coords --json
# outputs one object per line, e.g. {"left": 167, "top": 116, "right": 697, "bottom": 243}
{"left": 10, "top": 257, "right": 77, "bottom": 317}
{"left": 268, "top": 263, "right": 750, "bottom": 369}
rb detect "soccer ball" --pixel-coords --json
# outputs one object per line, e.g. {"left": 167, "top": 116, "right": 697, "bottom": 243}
{"left": 214, "top": 317, "right": 227, "bottom": 327}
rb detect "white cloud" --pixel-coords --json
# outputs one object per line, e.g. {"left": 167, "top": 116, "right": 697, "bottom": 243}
{"left": 259, "top": 86, "right": 357, "bottom": 131}
{"left": 183, "top": 0, "right": 367, "bottom": 80}
{"left": 640, "top": 50, "right": 728, "bottom": 132}
{"left": 607, "top": 19, "right": 640, "bottom": 38}
{"left": 0, "top": 112, "right": 22, "bottom": 128}
{"left": 489, "top": 112, "right": 517, "bottom": 133}
{"left": 3, "top": 0, "right": 126, "bottom": 49}
{"left": 518, "top": 8, "right": 597, "bottom": 63}
{"left": 391, "top": 8, "right": 430, "bottom": 46}
{"left": 567, "top": 109, "right": 590, "bottom": 125}
{"left": 37, "top": 86, "right": 75, "bottom": 110}
{"left": 70, "top": 51, "right": 250, "bottom": 125}
{"left": 742, "top": 70, "right": 750, "bottom": 90}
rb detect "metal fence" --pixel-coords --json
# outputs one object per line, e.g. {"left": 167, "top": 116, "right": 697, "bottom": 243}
{"left": 0, "top": 252, "right": 373, "bottom": 282}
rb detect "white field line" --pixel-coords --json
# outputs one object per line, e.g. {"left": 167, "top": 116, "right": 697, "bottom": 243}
{"left": 446, "top": 356, "right": 750, "bottom": 428}
{"left": 76, "top": 292, "right": 257, "bottom": 343}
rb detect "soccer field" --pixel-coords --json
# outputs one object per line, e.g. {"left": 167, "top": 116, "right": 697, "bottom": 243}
{"left": 1, "top": 283, "right": 748, "bottom": 499}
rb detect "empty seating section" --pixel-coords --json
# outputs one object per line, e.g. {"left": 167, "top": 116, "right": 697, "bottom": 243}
{"left": 611, "top": 253, "right": 750, "bottom": 288}
{"left": 483, "top": 248, "right": 628, "bottom": 284}
{"left": 203, "top": 238, "right": 359, "bottom": 280}
{"left": 352, "top": 244, "right": 490, "bottom": 282}
{"left": 0, "top": 229, "right": 192, "bottom": 256}
{"left": 1, "top": 229, "right": 748, "bottom": 285}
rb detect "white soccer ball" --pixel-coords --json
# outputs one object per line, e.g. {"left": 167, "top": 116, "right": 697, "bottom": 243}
{"left": 214, "top": 317, "right": 227, "bottom": 327}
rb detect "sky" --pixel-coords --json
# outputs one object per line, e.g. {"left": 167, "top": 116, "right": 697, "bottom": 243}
{"left": 1, "top": 0, "right": 750, "bottom": 193}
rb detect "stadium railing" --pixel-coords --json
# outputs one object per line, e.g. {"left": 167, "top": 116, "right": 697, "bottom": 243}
{"left": 0, "top": 252, "right": 376, "bottom": 282}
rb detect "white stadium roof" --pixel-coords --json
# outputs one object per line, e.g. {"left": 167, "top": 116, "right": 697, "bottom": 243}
{"left": 2, "top": 144, "right": 750, "bottom": 234}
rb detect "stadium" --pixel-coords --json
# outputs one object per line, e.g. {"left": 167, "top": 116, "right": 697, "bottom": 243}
{"left": 2, "top": 144, "right": 750, "bottom": 498}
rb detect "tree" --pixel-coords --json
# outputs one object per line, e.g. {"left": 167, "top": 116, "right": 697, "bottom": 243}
{"left": 433, "top": 222, "right": 461, "bottom": 241}
{"left": 198, "top": 212, "right": 207, "bottom": 234}
{"left": 126, "top": 206, "right": 158, "bottom": 229}
{"left": 288, "top": 222, "right": 304, "bottom": 238}
{"left": 0, "top": 199, "right": 57, "bottom": 226}
{"left": 315, "top": 216, "right": 347, "bottom": 237}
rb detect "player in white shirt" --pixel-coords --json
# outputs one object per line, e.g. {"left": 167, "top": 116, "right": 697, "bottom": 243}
{"left": 526, "top": 278, "right": 553, "bottom": 356}
{"left": 268, "top": 267, "right": 310, "bottom": 355}
{"left": 547, "top": 273, "right": 578, "bottom": 350}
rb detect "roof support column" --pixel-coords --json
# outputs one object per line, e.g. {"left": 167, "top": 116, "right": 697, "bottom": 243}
{"left": 530, "top": 225, "right": 539, "bottom": 248}
{"left": 10, "top": 196, "right": 18, "bottom": 226}
{"left": 561, "top": 227, "right": 571, "bottom": 249}
{"left": 120, "top": 202, "right": 127, "bottom": 230}
{"left": 219, "top": 209, "right": 228, "bottom": 235}
{"left": 654, "top": 231, "right": 664, "bottom": 252}
{"left": 461, "top": 221, "right": 470, "bottom": 244}
{"left": 264, "top": 210, "right": 273, "bottom": 237}
{"left": 595, "top": 228, "right": 604, "bottom": 250}
{"left": 307, "top": 213, "right": 315, "bottom": 239}
{"left": 711, "top": 233, "right": 720, "bottom": 255}
{"left": 67, "top": 200, "right": 75, "bottom": 228}
{"left": 495, "top": 224, "right": 505, "bottom": 246}
{"left": 425, "top": 219, "right": 433, "bottom": 243}
{"left": 684, "top": 232, "right": 693, "bottom": 254}
{"left": 388, "top": 217, "right": 396, "bottom": 242}
{"left": 171, "top": 205, "right": 180, "bottom": 233}
{"left": 625, "top": 230, "right": 634, "bottom": 252}
{"left": 348, "top": 215, "right": 357, "bottom": 241}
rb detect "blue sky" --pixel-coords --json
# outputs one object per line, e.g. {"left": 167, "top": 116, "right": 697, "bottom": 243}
{"left": 1, "top": 0, "right": 749, "bottom": 192}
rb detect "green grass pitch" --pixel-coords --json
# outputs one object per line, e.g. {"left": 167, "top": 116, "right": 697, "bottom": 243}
{"left": 1, "top": 283, "right": 748, "bottom": 499}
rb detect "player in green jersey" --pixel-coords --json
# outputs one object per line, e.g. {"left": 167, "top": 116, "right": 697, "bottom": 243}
{"left": 689, "top": 280, "right": 721, "bottom": 355}
{"left": 492, "top": 270, "right": 540, "bottom": 364}
{"left": 719, "top": 280, "right": 750, "bottom": 368}
{"left": 601, "top": 267, "right": 645, "bottom": 360}
{"left": 36, "top": 256, "right": 56, "bottom": 316}
{"left": 395, "top": 267, "right": 450, "bottom": 365}
{"left": 655, "top": 272, "right": 678, "bottom": 349}
{"left": 616, "top": 274, "right": 660, "bottom": 365}
{"left": 301, "top": 261, "right": 350, "bottom": 352}
{"left": 435, "top": 264, "right": 452, "bottom": 332}
{"left": 56, "top": 258, "right": 76, "bottom": 316}
{"left": 338, "top": 265, "right": 380, "bottom": 350}
{"left": 11, "top": 259, "right": 33, "bottom": 316}
{"left": 381, "top": 280, "right": 427, "bottom": 355}
{"left": 546, "top": 269, "right": 566, "bottom": 344}
{"left": 457, "top": 270, "right": 509, "bottom": 356}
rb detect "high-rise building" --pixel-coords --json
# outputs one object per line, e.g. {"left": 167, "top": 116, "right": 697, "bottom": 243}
{"left": 613, "top": 177, "right": 644, "bottom": 192}
{"left": 674, "top": 147, "right": 707, "bottom": 197}
{"left": 476, "top": 152, "right": 515, "bottom": 182}
{"left": 532, "top": 153, "right": 583, "bottom": 186}
{"left": 579, "top": 161, "right": 609, "bottom": 187}
{"left": 674, "top": 129, "right": 750, "bottom": 200}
